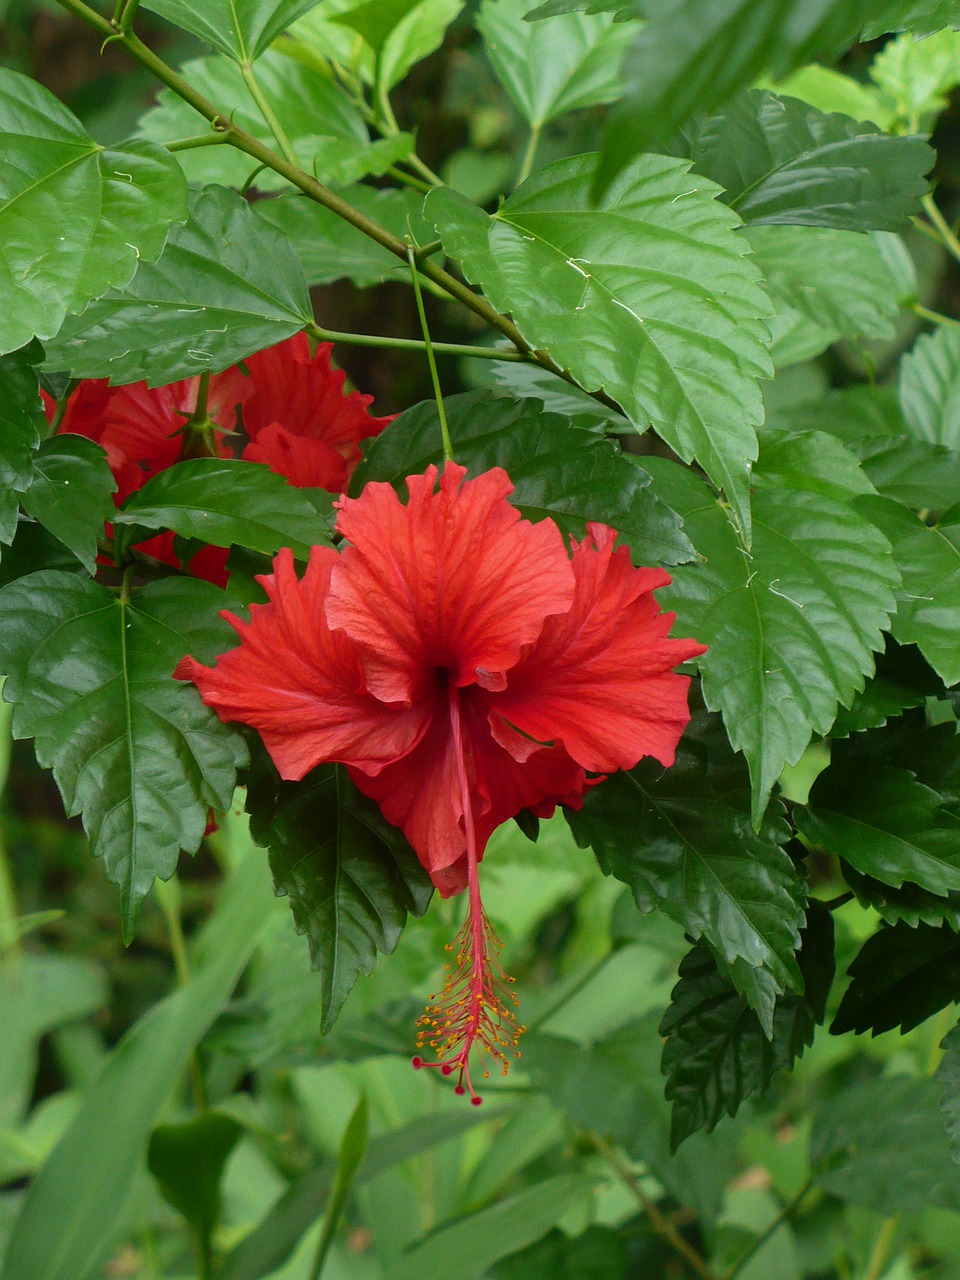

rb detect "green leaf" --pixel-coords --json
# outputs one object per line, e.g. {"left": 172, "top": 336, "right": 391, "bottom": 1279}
{"left": 353, "top": 390, "right": 694, "bottom": 566}
{"left": 869, "top": 26, "right": 960, "bottom": 122}
{"left": 684, "top": 89, "right": 931, "bottom": 230}
{"left": 19, "top": 437, "right": 116, "bottom": 574}
{"left": 644, "top": 451, "right": 899, "bottom": 823}
{"left": 384, "top": 1176, "right": 593, "bottom": 1280}
{"left": 425, "top": 155, "right": 772, "bottom": 541}
{"left": 0, "top": 573, "right": 248, "bottom": 937}
{"left": 139, "top": 51, "right": 412, "bottom": 192}
{"left": 142, "top": 0, "right": 320, "bottom": 60}
{"left": 491, "top": 1227, "right": 626, "bottom": 1280}
{"left": 756, "top": 429, "right": 876, "bottom": 503}
{"left": 936, "top": 1020, "right": 960, "bottom": 1165}
{"left": 523, "top": 1013, "right": 736, "bottom": 1222}
{"left": 831, "top": 637, "right": 943, "bottom": 737}
{"left": 312, "top": 1094, "right": 369, "bottom": 1275}
{"left": 483, "top": 359, "right": 627, "bottom": 428}
{"left": 331, "top": 0, "right": 424, "bottom": 52}
{"left": 477, "top": 0, "right": 636, "bottom": 127}
{"left": 900, "top": 326, "right": 960, "bottom": 449}
{"left": 0, "top": 846, "right": 275, "bottom": 1280}
{"left": 292, "top": 0, "right": 465, "bottom": 90}
{"left": 764, "top": 63, "right": 893, "bottom": 130}
{"left": 797, "top": 757, "right": 960, "bottom": 896}
{"left": 246, "top": 758, "right": 433, "bottom": 1032}
{"left": 0, "top": 345, "right": 42, "bottom": 546}
{"left": 115, "top": 459, "right": 334, "bottom": 560}
{"left": 220, "top": 1107, "right": 505, "bottom": 1280}
{"left": 811, "top": 1074, "right": 960, "bottom": 1212}
{"left": 595, "top": 0, "right": 876, "bottom": 196}
{"left": 256, "top": 186, "right": 430, "bottom": 287}
{"left": 0, "top": 520, "right": 82, "bottom": 590}
{"left": 0, "top": 69, "right": 187, "bottom": 354}
{"left": 661, "top": 907, "right": 835, "bottom": 1148}
{"left": 860, "top": 494, "right": 960, "bottom": 687}
{"left": 567, "top": 706, "right": 805, "bottom": 1032}
{"left": 147, "top": 1112, "right": 243, "bottom": 1259}
{"left": 844, "top": 864, "right": 960, "bottom": 931}
{"left": 746, "top": 225, "right": 902, "bottom": 367}
{"left": 831, "top": 921, "right": 960, "bottom": 1036}
{"left": 862, "top": 0, "right": 960, "bottom": 38}
{"left": 42, "top": 185, "right": 312, "bottom": 386}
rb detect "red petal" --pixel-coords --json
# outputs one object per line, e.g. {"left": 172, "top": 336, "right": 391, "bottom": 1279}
{"left": 327, "top": 463, "right": 575, "bottom": 705}
{"left": 494, "top": 523, "right": 707, "bottom": 772}
{"left": 242, "top": 426, "right": 349, "bottom": 492}
{"left": 175, "top": 546, "right": 427, "bottom": 778}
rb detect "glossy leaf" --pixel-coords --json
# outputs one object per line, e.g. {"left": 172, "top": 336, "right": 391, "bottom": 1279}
{"left": 567, "top": 707, "right": 805, "bottom": 1032}
{"left": 844, "top": 864, "right": 960, "bottom": 931}
{"left": 861, "top": 494, "right": 960, "bottom": 686}
{"left": 644, "top": 453, "right": 899, "bottom": 823}
{"left": 684, "top": 89, "right": 931, "bottom": 229}
{"left": 256, "top": 186, "right": 430, "bottom": 287}
{"left": 900, "top": 326, "right": 960, "bottom": 449}
{"left": 352, "top": 390, "right": 694, "bottom": 566}
{"left": 116, "top": 459, "right": 334, "bottom": 560}
{"left": 0, "top": 346, "right": 42, "bottom": 546}
{"left": 140, "top": 52, "right": 412, "bottom": 192}
{"left": 0, "top": 848, "right": 275, "bottom": 1280}
{"left": 832, "top": 921, "right": 960, "bottom": 1035}
{"left": 142, "top": 0, "right": 320, "bottom": 60}
{"left": 831, "top": 637, "right": 943, "bottom": 737}
{"left": 477, "top": 0, "right": 636, "bottom": 127}
{"left": 661, "top": 908, "right": 835, "bottom": 1147}
{"left": 484, "top": 359, "right": 627, "bottom": 428}
{"left": 246, "top": 759, "right": 434, "bottom": 1032}
{"left": 0, "top": 69, "right": 186, "bottom": 355}
{"left": 811, "top": 1075, "right": 960, "bottom": 1212}
{"left": 426, "top": 155, "right": 772, "bottom": 541}
{"left": 19, "top": 437, "right": 116, "bottom": 574}
{"left": 798, "top": 758, "right": 960, "bottom": 895}
{"left": 147, "top": 1112, "right": 243, "bottom": 1259}
{"left": 747, "top": 225, "right": 902, "bottom": 367}
{"left": 936, "top": 1020, "right": 960, "bottom": 1166}
{"left": 0, "top": 573, "right": 248, "bottom": 936}
{"left": 42, "top": 185, "right": 312, "bottom": 387}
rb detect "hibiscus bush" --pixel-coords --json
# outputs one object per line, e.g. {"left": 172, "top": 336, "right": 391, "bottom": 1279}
{"left": 4, "top": 0, "right": 960, "bottom": 1276}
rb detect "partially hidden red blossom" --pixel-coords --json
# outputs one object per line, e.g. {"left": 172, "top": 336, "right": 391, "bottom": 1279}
{"left": 237, "top": 334, "right": 394, "bottom": 491}
{"left": 175, "top": 462, "right": 706, "bottom": 1101}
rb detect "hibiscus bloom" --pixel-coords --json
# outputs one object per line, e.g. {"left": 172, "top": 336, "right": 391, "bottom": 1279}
{"left": 236, "top": 334, "right": 394, "bottom": 491}
{"left": 175, "top": 462, "right": 705, "bottom": 1100}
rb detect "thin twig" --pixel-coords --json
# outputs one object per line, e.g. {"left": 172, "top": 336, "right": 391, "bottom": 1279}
{"left": 727, "top": 1179, "right": 813, "bottom": 1280}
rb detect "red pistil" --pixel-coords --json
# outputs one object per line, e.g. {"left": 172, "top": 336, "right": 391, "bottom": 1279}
{"left": 412, "top": 686, "right": 524, "bottom": 1103}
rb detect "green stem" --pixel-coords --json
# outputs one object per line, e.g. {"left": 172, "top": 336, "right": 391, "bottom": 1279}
{"left": 241, "top": 60, "right": 298, "bottom": 166}
{"left": 119, "top": 0, "right": 141, "bottom": 33}
{"left": 385, "top": 164, "right": 433, "bottom": 194}
{"left": 911, "top": 301, "right": 960, "bottom": 330}
{"left": 165, "top": 132, "right": 231, "bottom": 152}
{"left": 517, "top": 121, "right": 542, "bottom": 185}
{"left": 48, "top": 378, "right": 79, "bottom": 435}
{"left": 727, "top": 1179, "right": 812, "bottom": 1280}
{"left": 0, "top": 697, "right": 19, "bottom": 964}
{"left": 404, "top": 151, "right": 444, "bottom": 188}
{"left": 304, "top": 319, "right": 524, "bottom": 361}
{"left": 863, "top": 1217, "right": 898, "bottom": 1280}
{"left": 587, "top": 1134, "right": 722, "bottom": 1280}
{"left": 155, "top": 876, "right": 208, "bottom": 1111}
{"left": 407, "top": 245, "right": 453, "bottom": 462}
{"left": 189, "top": 370, "right": 211, "bottom": 425}
{"left": 922, "top": 192, "right": 960, "bottom": 266}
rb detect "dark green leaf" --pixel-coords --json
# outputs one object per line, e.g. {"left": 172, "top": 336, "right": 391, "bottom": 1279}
{"left": 140, "top": 52, "right": 412, "bottom": 192}
{"left": 42, "top": 185, "right": 312, "bottom": 387}
{"left": 684, "top": 90, "right": 931, "bottom": 230}
{"left": 256, "top": 186, "right": 429, "bottom": 287}
{"left": 0, "top": 573, "right": 248, "bottom": 937}
{"left": 0, "top": 345, "right": 42, "bottom": 545}
{"left": 936, "top": 1020, "right": 960, "bottom": 1166}
{"left": 644, "top": 453, "right": 899, "bottom": 823}
{"left": 19, "top": 437, "right": 116, "bottom": 574}
{"left": 860, "top": 494, "right": 960, "bottom": 687}
{"left": 830, "top": 637, "right": 943, "bottom": 737}
{"left": 491, "top": 1226, "right": 626, "bottom": 1280}
{"left": 0, "top": 520, "right": 82, "bottom": 589}
{"left": 0, "top": 69, "right": 186, "bottom": 354}
{"left": 115, "top": 459, "right": 333, "bottom": 560}
{"left": 832, "top": 921, "right": 960, "bottom": 1035}
{"left": 843, "top": 864, "right": 960, "bottom": 931}
{"left": 148, "top": 1112, "right": 243, "bottom": 1256}
{"left": 567, "top": 707, "right": 805, "bottom": 1032}
{"left": 477, "top": 0, "right": 636, "bottom": 127}
{"left": 900, "top": 326, "right": 960, "bottom": 450}
{"left": 755, "top": 429, "right": 876, "bottom": 503}
{"left": 798, "top": 757, "right": 960, "bottom": 895}
{"left": 353, "top": 390, "right": 694, "bottom": 566}
{"left": 142, "top": 0, "right": 320, "bottom": 60}
{"left": 811, "top": 1074, "right": 960, "bottom": 1212}
{"left": 246, "top": 758, "right": 433, "bottom": 1032}
{"left": 661, "top": 907, "right": 835, "bottom": 1147}
{"left": 425, "top": 154, "right": 772, "bottom": 542}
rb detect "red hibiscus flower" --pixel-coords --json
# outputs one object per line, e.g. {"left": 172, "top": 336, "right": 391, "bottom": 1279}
{"left": 236, "top": 334, "right": 394, "bottom": 491}
{"left": 176, "top": 462, "right": 705, "bottom": 1100}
